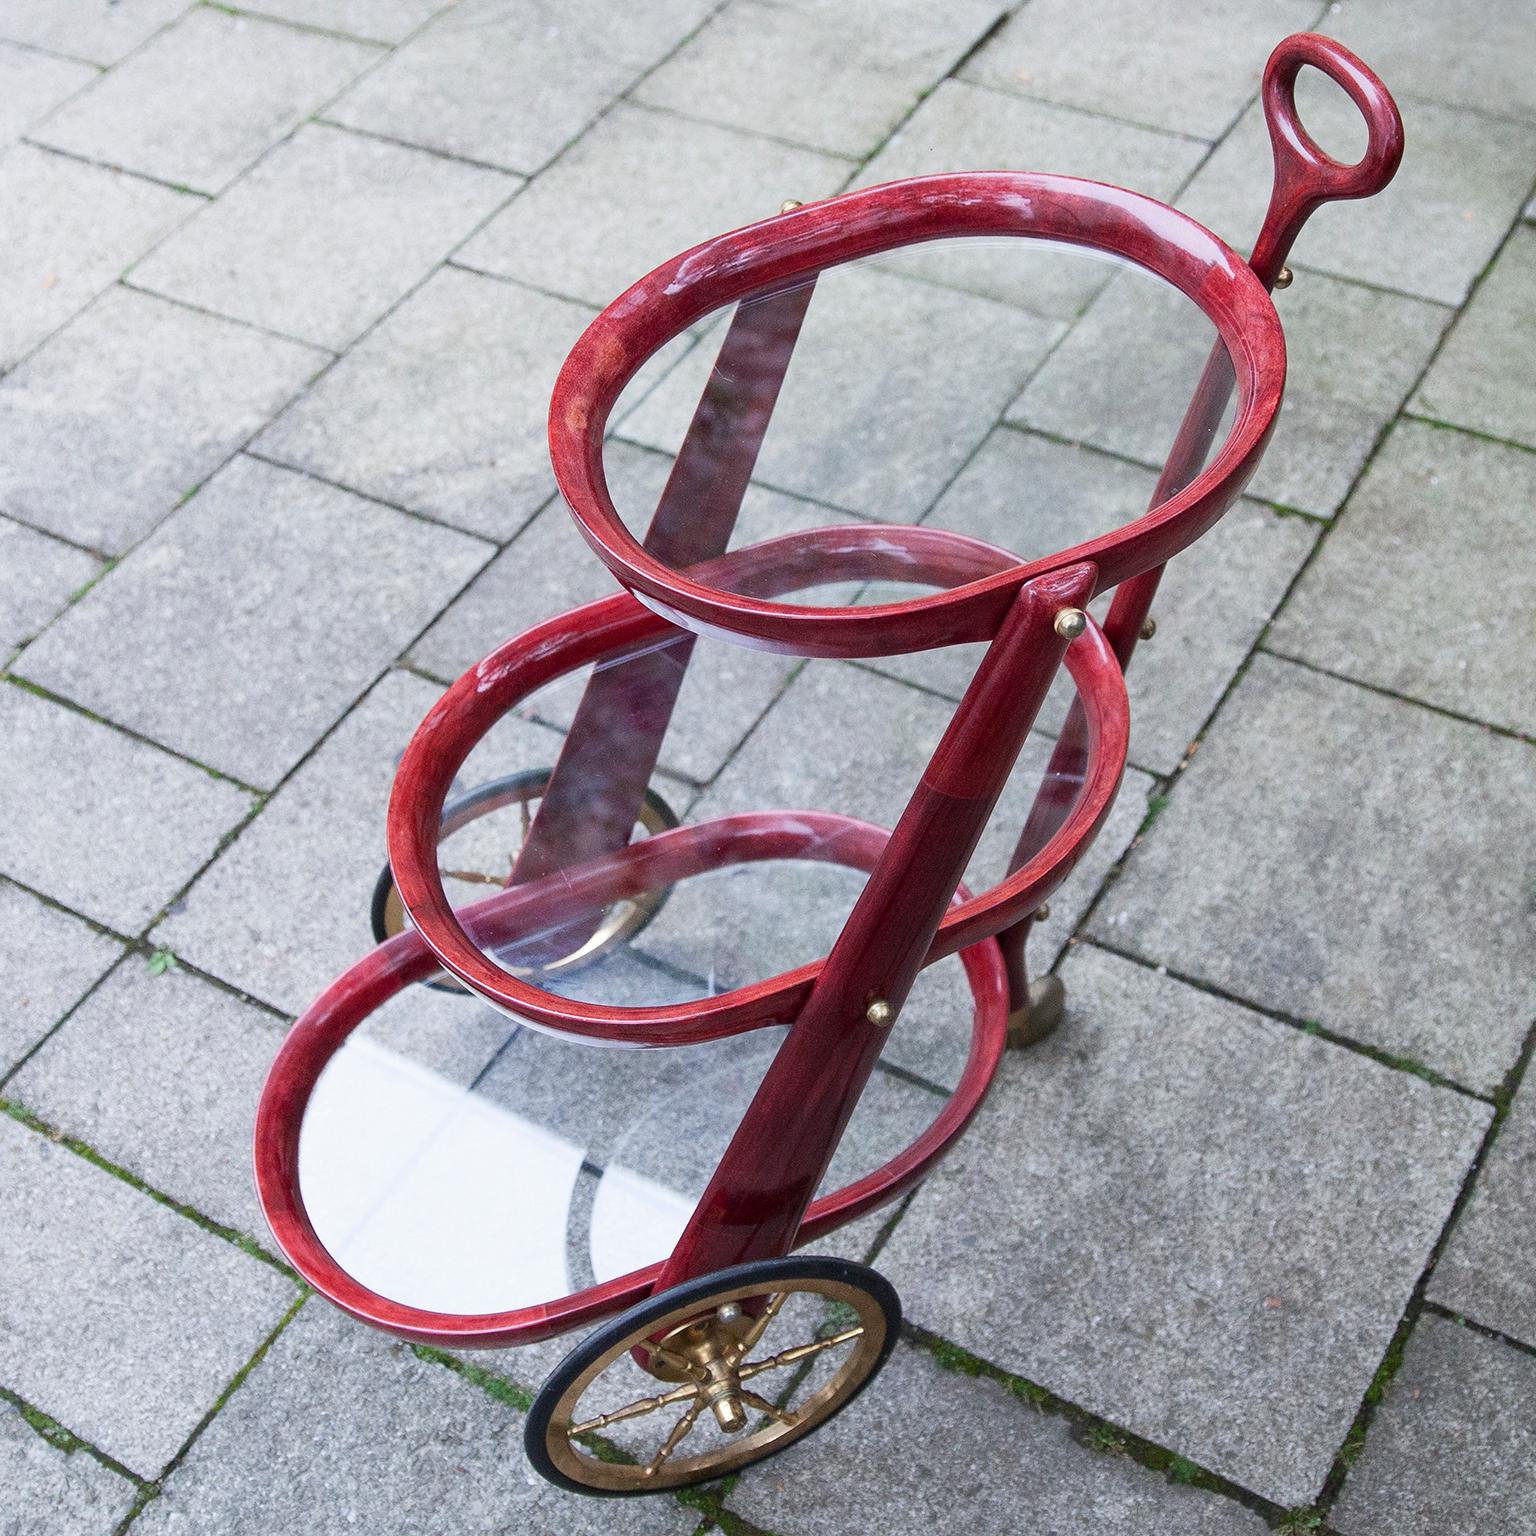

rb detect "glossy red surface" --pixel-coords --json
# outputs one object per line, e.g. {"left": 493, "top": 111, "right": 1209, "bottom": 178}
{"left": 252, "top": 875, "right": 1008, "bottom": 1348}
{"left": 254, "top": 30, "right": 1406, "bottom": 1352}
{"left": 385, "top": 577, "right": 1128, "bottom": 1044}
{"left": 507, "top": 282, "right": 816, "bottom": 964}
{"left": 1248, "top": 33, "right": 1404, "bottom": 288}
{"left": 549, "top": 171, "right": 1288, "bottom": 658}
{"left": 656, "top": 565, "right": 1094, "bottom": 1284}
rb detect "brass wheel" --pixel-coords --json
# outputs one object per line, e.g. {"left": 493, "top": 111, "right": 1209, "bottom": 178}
{"left": 525, "top": 1256, "right": 900, "bottom": 1495}
{"left": 370, "top": 768, "right": 679, "bottom": 992}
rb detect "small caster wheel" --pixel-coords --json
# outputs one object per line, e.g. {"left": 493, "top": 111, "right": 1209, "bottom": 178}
{"left": 525, "top": 1255, "right": 900, "bottom": 1496}
{"left": 370, "top": 768, "right": 679, "bottom": 992}
{"left": 1006, "top": 973, "right": 1066, "bottom": 1049}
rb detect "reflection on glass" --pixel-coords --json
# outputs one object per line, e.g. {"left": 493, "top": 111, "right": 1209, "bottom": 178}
{"left": 298, "top": 981, "right": 967, "bottom": 1314}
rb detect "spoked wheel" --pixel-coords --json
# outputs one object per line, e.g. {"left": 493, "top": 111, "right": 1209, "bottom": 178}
{"left": 371, "top": 768, "right": 680, "bottom": 992}
{"left": 526, "top": 1255, "right": 900, "bottom": 1496}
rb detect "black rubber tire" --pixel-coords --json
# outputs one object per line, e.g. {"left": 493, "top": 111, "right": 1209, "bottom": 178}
{"left": 524, "top": 1255, "right": 901, "bottom": 1497}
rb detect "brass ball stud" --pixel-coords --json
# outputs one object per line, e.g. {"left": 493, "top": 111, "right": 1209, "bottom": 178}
{"left": 1140, "top": 616, "right": 1158, "bottom": 640}
{"left": 1034, "top": 903, "right": 1051, "bottom": 922}
{"left": 1053, "top": 608, "right": 1088, "bottom": 641}
{"left": 779, "top": 199, "right": 803, "bottom": 213}
{"left": 1274, "top": 266, "right": 1294, "bottom": 289}
{"left": 866, "top": 999, "right": 895, "bottom": 1028}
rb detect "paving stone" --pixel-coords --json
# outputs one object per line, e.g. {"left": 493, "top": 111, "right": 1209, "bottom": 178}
{"left": 1092, "top": 655, "right": 1536, "bottom": 1093}
{"left": 239, "top": 0, "right": 449, "bottom": 45}
{"left": 0, "top": 1399, "right": 137, "bottom": 1536}
{"left": 155, "top": 670, "right": 555, "bottom": 1014}
{"left": 1178, "top": 87, "right": 1536, "bottom": 307}
{"left": 0, "top": 286, "right": 324, "bottom": 554}
{"left": 33, "top": 8, "right": 377, "bottom": 195}
{"left": 1269, "top": 422, "right": 1536, "bottom": 737}
{"left": 1411, "top": 225, "right": 1536, "bottom": 450}
{"left": 133, "top": 1302, "right": 696, "bottom": 1534}
{"left": 1430, "top": 1079, "right": 1536, "bottom": 1347}
{"left": 412, "top": 440, "right": 859, "bottom": 783}
{"left": 0, "top": 143, "right": 197, "bottom": 370}
{"left": 633, "top": 659, "right": 1155, "bottom": 1002}
{"left": 327, "top": 0, "right": 715, "bottom": 173}
{"left": 18, "top": 455, "right": 490, "bottom": 787}
{"left": 0, "top": 40, "right": 96, "bottom": 149}
{"left": 852, "top": 81, "right": 1207, "bottom": 319}
{"left": 0, "top": 685, "right": 252, "bottom": 933}
{"left": 0, "top": 518, "right": 100, "bottom": 654}
{"left": 9, "top": 962, "right": 284, "bottom": 1239}
{"left": 960, "top": 0, "right": 1318, "bottom": 140}
{"left": 730, "top": 1340, "right": 1269, "bottom": 1534}
{"left": 0, "top": 1112, "right": 297, "bottom": 1477}
{"left": 622, "top": 265, "right": 1059, "bottom": 520}
{"left": 0, "top": 880, "right": 123, "bottom": 1075}
{"left": 254, "top": 267, "right": 590, "bottom": 541}
{"left": 879, "top": 944, "right": 1491, "bottom": 1507}
{"left": 635, "top": 0, "right": 1005, "bottom": 159}
{"left": 149, "top": 671, "right": 437, "bottom": 1013}
{"left": 1011, "top": 265, "right": 1449, "bottom": 517}
{"left": 1323, "top": 0, "right": 1536, "bottom": 126}
{"left": 456, "top": 104, "right": 851, "bottom": 308}
{"left": 130, "top": 122, "right": 515, "bottom": 350}
{"left": 1332, "top": 1315, "right": 1536, "bottom": 1536}
{"left": 865, "top": 429, "right": 1319, "bottom": 774}
{"left": 0, "top": 0, "right": 190, "bottom": 66}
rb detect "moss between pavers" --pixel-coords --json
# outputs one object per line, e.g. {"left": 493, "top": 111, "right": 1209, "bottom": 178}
{"left": 0, "top": 1098, "right": 292, "bottom": 1275}
{"left": 904, "top": 1323, "right": 1283, "bottom": 1514}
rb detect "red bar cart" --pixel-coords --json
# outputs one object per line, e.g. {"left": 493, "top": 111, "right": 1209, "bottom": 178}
{"left": 255, "top": 34, "right": 1403, "bottom": 1496}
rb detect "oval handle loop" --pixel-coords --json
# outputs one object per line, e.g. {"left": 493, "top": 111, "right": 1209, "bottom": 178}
{"left": 1248, "top": 32, "right": 1404, "bottom": 288}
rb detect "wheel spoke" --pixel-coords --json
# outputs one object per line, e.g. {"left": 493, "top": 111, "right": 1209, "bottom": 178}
{"left": 726, "top": 1291, "right": 788, "bottom": 1368}
{"left": 738, "top": 1325, "right": 864, "bottom": 1382}
{"left": 643, "top": 1397, "right": 705, "bottom": 1477}
{"left": 440, "top": 867, "right": 504, "bottom": 887}
{"left": 569, "top": 1381, "right": 697, "bottom": 1437}
{"left": 738, "top": 1388, "right": 797, "bottom": 1426}
{"left": 649, "top": 1343, "right": 709, "bottom": 1382}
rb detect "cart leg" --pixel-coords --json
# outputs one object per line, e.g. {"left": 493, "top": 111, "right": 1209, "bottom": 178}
{"left": 998, "top": 911, "right": 1065, "bottom": 1050}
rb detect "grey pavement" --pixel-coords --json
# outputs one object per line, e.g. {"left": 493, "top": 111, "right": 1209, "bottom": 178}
{"left": 0, "top": 1395, "right": 138, "bottom": 1536}
{"left": 1429, "top": 1077, "right": 1536, "bottom": 1349}
{"left": 1011, "top": 262, "right": 1449, "bottom": 517}
{"left": 960, "top": 0, "right": 1319, "bottom": 139}
{"left": 1330, "top": 1314, "right": 1536, "bottom": 1536}
{"left": 0, "top": 516, "right": 101, "bottom": 656}
{"left": 0, "top": 880, "right": 123, "bottom": 1074}
{"left": 16, "top": 453, "right": 491, "bottom": 787}
{"left": 1411, "top": 224, "right": 1536, "bottom": 451}
{"left": 0, "top": 284, "right": 325, "bottom": 554}
{"left": 0, "top": 1112, "right": 297, "bottom": 1478}
{"left": 2, "top": 3, "right": 1533, "bottom": 1532}
{"left": 878, "top": 944, "right": 1490, "bottom": 1507}
{"left": 1178, "top": 80, "right": 1536, "bottom": 307}
{"left": 1092, "top": 653, "right": 1535, "bottom": 1094}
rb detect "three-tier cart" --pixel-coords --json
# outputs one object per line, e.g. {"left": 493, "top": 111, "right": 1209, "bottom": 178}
{"left": 255, "top": 33, "right": 1404, "bottom": 1496}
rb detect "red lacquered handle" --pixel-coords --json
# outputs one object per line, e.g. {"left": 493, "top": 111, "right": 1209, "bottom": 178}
{"left": 1248, "top": 33, "right": 1404, "bottom": 288}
